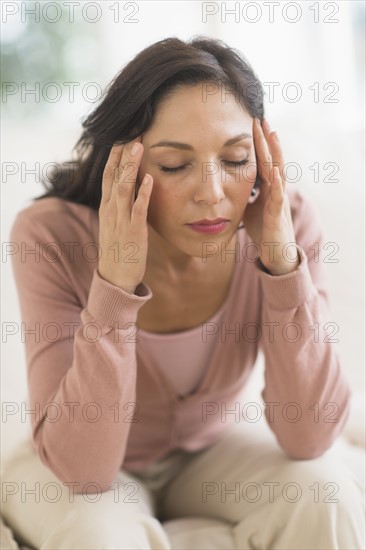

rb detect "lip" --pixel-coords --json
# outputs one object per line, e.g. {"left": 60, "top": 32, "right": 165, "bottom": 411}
{"left": 186, "top": 218, "right": 229, "bottom": 225}
{"left": 186, "top": 221, "right": 229, "bottom": 234}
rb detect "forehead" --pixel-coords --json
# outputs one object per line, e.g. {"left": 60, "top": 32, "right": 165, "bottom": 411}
{"left": 145, "top": 84, "right": 251, "bottom": 141}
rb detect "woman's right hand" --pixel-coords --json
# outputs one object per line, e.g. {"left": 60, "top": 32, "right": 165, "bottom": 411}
{"left": 97, "top": 138, "right": 153, "bottom": 294}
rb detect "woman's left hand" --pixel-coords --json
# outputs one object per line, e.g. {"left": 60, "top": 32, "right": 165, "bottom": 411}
{"left": 242, "top": 117, "right": 301, "bottom": 276}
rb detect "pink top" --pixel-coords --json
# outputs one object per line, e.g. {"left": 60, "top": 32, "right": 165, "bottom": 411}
{"left": 9, "top": 188, "right": 352, "bottom": 492}
{"left": 138, "top": 298, "right": 227, "bottom": 398}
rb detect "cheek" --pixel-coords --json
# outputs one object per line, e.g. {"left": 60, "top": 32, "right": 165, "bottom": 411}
{"left": 229, "top": 163, "right": 257, "bottom": 199}
{"left": 226, "top": 162, "right": 257, "bottom": 190}
{"left": 145, "top": 178, "right": 182, "bottom": 226}
{"left": 242, "top": 162, "right": 257, "bottom": 185}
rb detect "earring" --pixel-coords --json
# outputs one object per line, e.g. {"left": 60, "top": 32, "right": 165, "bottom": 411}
{"left": 250, "top": 188, "right": 257, "bottom": 196}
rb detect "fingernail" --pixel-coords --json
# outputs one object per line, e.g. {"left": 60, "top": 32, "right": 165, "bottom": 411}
{"left": 131, "top": 142, "right": 141, "bottom": 156}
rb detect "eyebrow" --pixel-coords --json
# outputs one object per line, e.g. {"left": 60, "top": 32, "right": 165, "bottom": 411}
{"left": 149, "top": 133, "right": 252, "bottom": 150}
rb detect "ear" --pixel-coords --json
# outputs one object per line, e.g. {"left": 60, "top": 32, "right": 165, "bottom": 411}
{"left": 247, "top": 175, "right": 261, "bottom": 204}
{"left": 248, "top": 187, "right": 260, "bottom": 204}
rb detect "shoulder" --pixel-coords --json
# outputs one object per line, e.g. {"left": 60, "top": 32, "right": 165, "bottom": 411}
{"left": 286, "top": 187, "right": 324, "bottom": 248}
{"left": 10, "top": 197, "right": 98, "bottom": 244}
{"left": 287, "top": 187, "right": 320, "bottom": 233}
{"left": 287, "top": 187, "right": 319, "bottom": 223}
{"left": 9, "top": 198, "right": 99, "bottom": 300}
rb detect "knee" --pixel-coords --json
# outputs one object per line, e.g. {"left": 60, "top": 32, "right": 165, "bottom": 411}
{"left": 41, "top": 510, "right": 170, "bottom": 550}
{"left": 274, "top": 449, "right": 365, "bottom": 518}
{"left": 42, "top": 520, "right": 119, "bottom": 549}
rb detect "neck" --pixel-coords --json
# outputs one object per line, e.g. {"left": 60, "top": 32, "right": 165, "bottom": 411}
{"left": 145, "top": 223, "right": 239, "bottom": 279}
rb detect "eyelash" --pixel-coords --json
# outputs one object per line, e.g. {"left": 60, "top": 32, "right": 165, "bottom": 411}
{"left": 159, "top": 159, "right": 249, "bottom": 174}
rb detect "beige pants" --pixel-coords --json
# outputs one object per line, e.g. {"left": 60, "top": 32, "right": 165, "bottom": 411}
{"left": 1, "top": 418, "right": 365, "bottom": 550}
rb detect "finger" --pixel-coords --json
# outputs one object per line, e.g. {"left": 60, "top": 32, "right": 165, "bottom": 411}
{"left": 269, "top": 132, "right": 286, "bottom": 193}
{"left": 120, "top": 138, "right": 144, "bottom": 213}
{"left": 253, "top": 118, "right": 273, "bottom": 186}
{"left": 262, "top": 119, "right": 286, "bottom": 191}
{"left": 267, "top": 166, "right": 284, "bottom": 218}
{"left": 101, "top": 144, "right": 124, "bottom": 205}
{"left": 111, "top": 138, "right": 144, "bottom": 219}
{"left": 130, "top": 173, "right": 153, "bottom": 227}
{"left": 261, "top": 118, "right": 279, "bottom": 185}
{"left": 261, "top": 117, "right": 272, "bottom": 143}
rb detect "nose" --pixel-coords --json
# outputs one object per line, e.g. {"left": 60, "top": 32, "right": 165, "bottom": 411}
{"left": 193, "top": 163, "right": 226, "bottom": 205}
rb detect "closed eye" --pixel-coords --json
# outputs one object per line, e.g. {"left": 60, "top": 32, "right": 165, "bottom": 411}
{"left": 160, "top": 159, "right": 249, "bottom": 174}
{"left": 160, "top": 164, "right": 187, "bottom": 173}
{"left": 224, "top": 159, "right": 249, "bottom": 167}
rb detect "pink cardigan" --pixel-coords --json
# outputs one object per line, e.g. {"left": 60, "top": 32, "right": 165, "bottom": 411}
{"left": 9, "top": 188, "right": 351, "bottom": 492}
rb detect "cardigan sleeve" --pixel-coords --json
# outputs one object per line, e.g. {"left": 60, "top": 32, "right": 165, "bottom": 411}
{"left": 9, "top": 209, "right": 153, "bottom": 492}
{"left": 255, "top": 190, "right": 352, "bottom": 459}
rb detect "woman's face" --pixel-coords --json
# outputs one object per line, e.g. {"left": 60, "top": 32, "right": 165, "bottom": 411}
{"left": 138, "top": 83, "right": 257, "bottom": 260}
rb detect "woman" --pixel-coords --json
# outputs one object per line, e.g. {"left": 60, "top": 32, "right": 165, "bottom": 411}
{"left": 3, "top": 36, "right": 365, "bottom": 549}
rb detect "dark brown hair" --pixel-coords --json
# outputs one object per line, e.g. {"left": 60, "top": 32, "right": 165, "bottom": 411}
{"left": 33, "top": 35, "right": 265, "bottom": 210}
